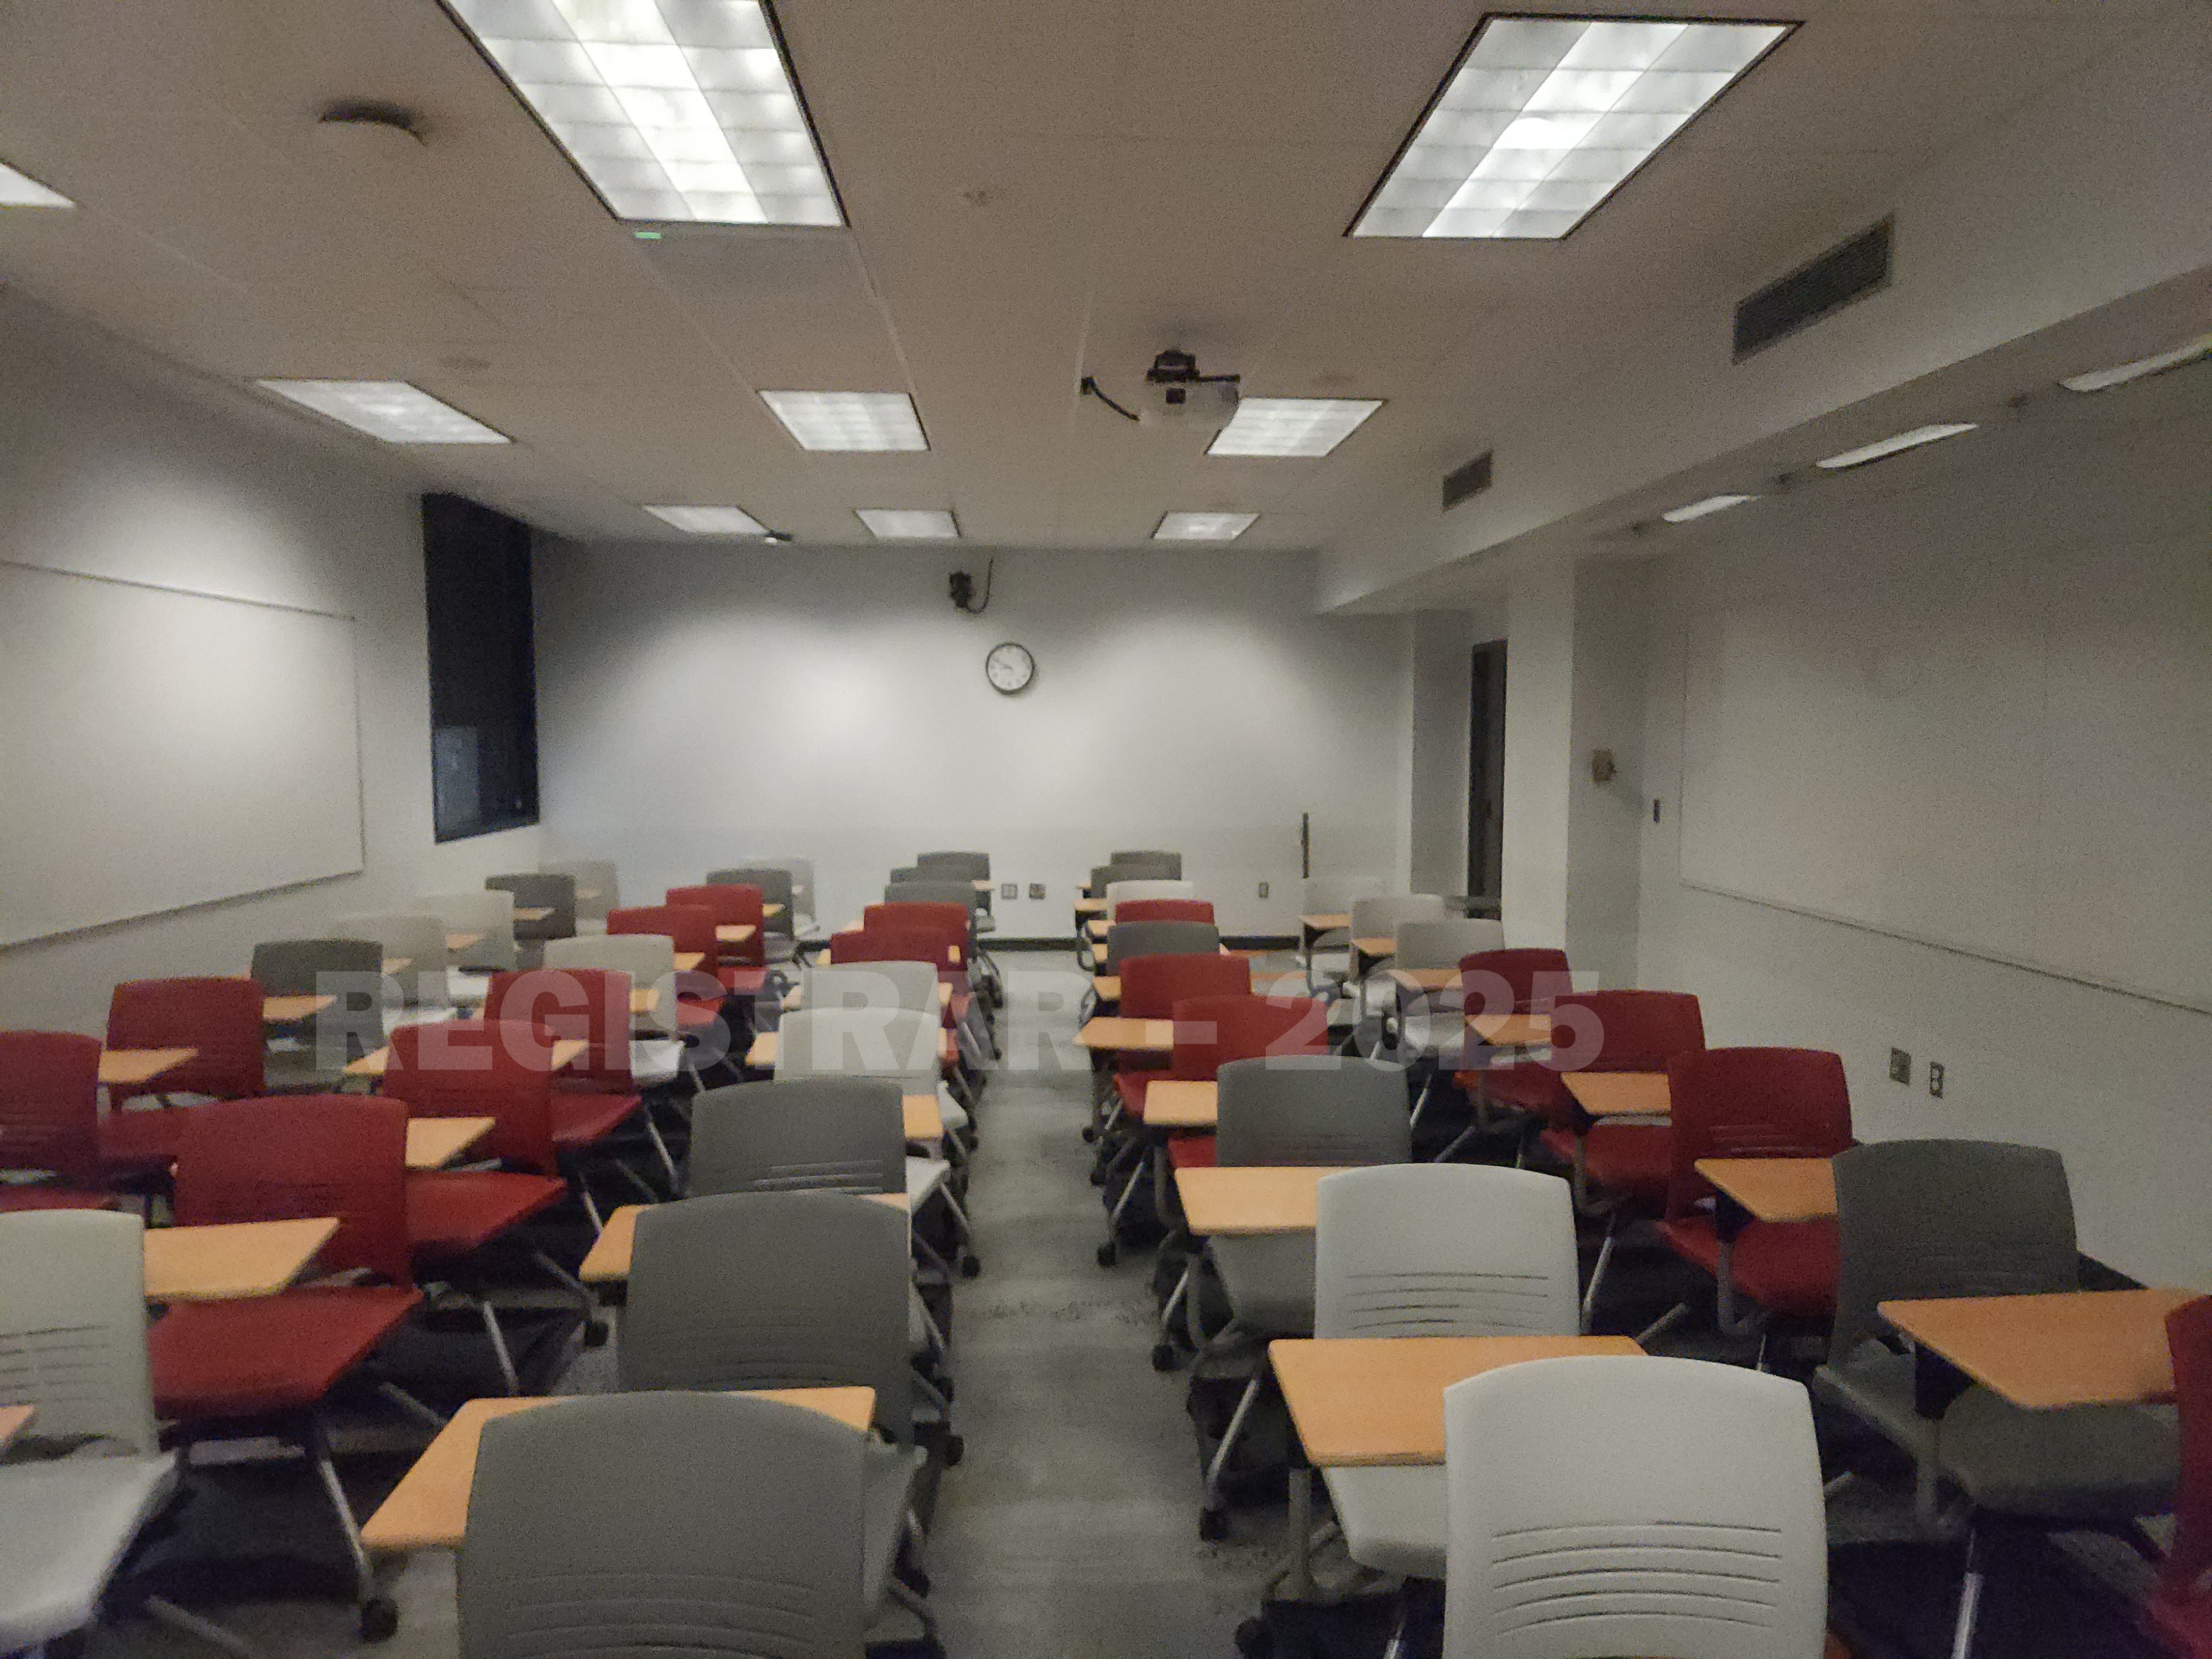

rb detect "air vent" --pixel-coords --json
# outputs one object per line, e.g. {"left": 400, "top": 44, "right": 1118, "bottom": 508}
{"left": 1734, "top": 219, "right": 1893, "bottom": 361}
{"left": 1442, "top": 450, "right": 1494, "bottom": 512}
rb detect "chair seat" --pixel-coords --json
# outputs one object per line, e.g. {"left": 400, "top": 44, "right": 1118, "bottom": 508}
{"left": 95, "top": 1108, "right": 186, "bottom": 1173}
{"left": 406, "top": 1169, "right": 566, "bottom": 1255}
{"left": 862, "top": 1441, "right": 925, "bottom": 1613}
{"left": 629, "top": 1039, "right": 685, "bottom": 1088}
{"left": 445, "top": 969, "right": 491, "bottom": 1005}
{"left": 0, "top": 1186, "right": 121, "bottom": 1213}
{"left": 1166, "top": 1134, "right": 1216, "bottom": 1170}
{"left": 905, "top": 1156, "right": 948, "bottom": 1210}
{"left": 1656, "top": 1213, "right": 1839, "bottom": 1317}
{"left": 1814, "top": 1349, "right": 2178, "bottom": 1521}
{"left": 550, "top": 1092, "right": 640, "bottom": 1149}
{"left": 1577, "top": 1120, "right": 1673, "bottom": 1201}
{"left": 1324, "top": 1464, "right": 1444, "bottom": 1579}
{"left": 933, "top": 1090, "right": 969, "bottom": 1136}
{"left": 150, "top": 1286, "right": 423, "bottom": 1417}
{"left": 0, "top": 1452, "right": 179, "bottom": 1652}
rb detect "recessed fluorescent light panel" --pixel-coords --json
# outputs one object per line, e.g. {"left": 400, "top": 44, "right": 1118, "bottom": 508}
{"left": 761, "top": 390, "right": 927, "bottom": 452}
{"left": 444, "top": 0, "right": 841, "bottom": 226}
{"left": 0, "top": 159, "right": 73, "bottom": 207}
{"left": 1208, "top": 398, "right": 1383, "bottom": 458}
{"left": 646, "top": 504, "right": 768, "bottom": 534}
{"left": 255, "top": 380, "right": 510, "bottom": 444}
{"left": 2059, "top": 333, "right": 2212, "bottom": 394}
{"left": 1815, "top": 422, "right": 1977, "bottom": 471}
{"left": 1353, "top": 15, "right": 1792, "bottom": 240}
{"left": 857, "top": 509, "right": 958, "bottom": 539}
{"left": 1661, "top": 492, "right": 1758, "bottom": 524}
{"left": 1155, "top": 512, "right": 1259, "bottom": 541}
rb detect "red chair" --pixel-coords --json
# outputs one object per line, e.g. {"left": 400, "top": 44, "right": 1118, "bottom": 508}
{"left": 147, "top": 1095, "right": 422, "bottom": 1636}
{"left": 1110, "top": 953, "right": 1254, "bottom": 1107}
{"left": 1655, "top": 1048, "right": 1853, "bottom": 1329}
{"left": 665, "top": 883, "right": 768, "bottom": 993}
{"left": 865, "top": 901, "right": 970, "bottom": 956}
{"left": 0, "top": 1031, "right": 124, "bottom": 1211}
{"left": 1114, "top": 899, "right": 1216, "bottom": 925}
{"left": 608, "top": 903, "right": 730, "bottom": 1029}
{"left": 2150, "top": 1296, "right": 2212, "bottom": 1657}
{"left": 485, "top": 968, "right": 679, "bottom": 1191}
{"left": 1536, "top": 989, "right": 1707, "bottom": 1199}
{"left": 1156, "top": 994, "right": 1330, "bottom": 1173}
{"left": 1451, "top": 947, "right": 1573, "bottom": 1108}
{"left": 97, "top": 977, "right": 267, "bottom": 1177}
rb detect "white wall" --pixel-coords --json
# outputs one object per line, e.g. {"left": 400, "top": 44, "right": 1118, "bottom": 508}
{"left": 1501, "top": 564, "right": 1574, "bottom": 948}
{"left": 1634, "top": 390, "right": 2212, "bottom": 1285}
{"left": 0, "top": 294, "right": 540, "bottom": 1035}
{"left": 1564, "top": 559, "right": 1652, "bottom": 988}
{"left": 1407, "top": 611, "right": 1475, "bottom": 896}
{"left": 533, "top": 542, "right": 1413, "bottom": 938}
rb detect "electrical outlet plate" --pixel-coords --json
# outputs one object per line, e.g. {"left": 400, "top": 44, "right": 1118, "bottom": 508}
{"left": 1928, "top": 1062, "right": 1945, "bottom": 1099}
{"left": 1888, "top": 1048, "right": 1911, "bottom": 1085}
{"left": 1256, "top": 881, "right": 1269, "bottom": 899}
{"left": 1000, "top": 882, "right": 1018, "bottom": 900}
{"left": 1027, "top": 883, "right": 1045, "bottom": 900}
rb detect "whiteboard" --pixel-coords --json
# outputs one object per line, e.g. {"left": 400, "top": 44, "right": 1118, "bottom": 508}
{"left": 0, "top": 562, "right": 364, "bottom": 945}
{"left": 1678, "top": 531, "right": 2212, "bottom": 1014}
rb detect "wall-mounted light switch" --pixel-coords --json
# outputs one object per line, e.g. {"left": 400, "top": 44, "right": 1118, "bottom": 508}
{"left": 1888, "top": 1048, "right": 1911, "bottom": 1085}
{"left": 1027, "top": 883, "right": 1046, "bottom": 900}
{"left": 1000, "top": 883, "right": 1018, "bottom": 900}
{"left": 1256, "top": 881, "right": 1270, "bottom": 899}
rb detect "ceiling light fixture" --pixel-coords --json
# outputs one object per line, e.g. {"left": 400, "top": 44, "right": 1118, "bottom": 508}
{"left": 0, "top": 158, "right": 74, "bottom": 207}
{"left": 1815, "top": 422, "right": 1977, "bottom": 471}
{"left": 1208, "top": 398, "right": 1383, "bottom": 458}
{"left": 2059, "top": 333, "right": 2212, "bottom": 394}
{"left": 1353, "top": 15, "right": 1792, "bottom": 240}
{"left": 254, "top": 379, "right": 510, "bottom": 444}
{"left": 443, "top": 0, "right": 841, "bottom": 226}
{"left": 1154, "top": 512, "right": 1259, "bottom": 541}
{"left": 646, "top": 504, "right": 769, "bottom": 534}
{"left": 857, "top": 508, "right": 958, "bottom": 539}
{"left": 1660, "top": 492, "right": 1759, "bottom": 524}
{"left": 761, "top": 390, "right": 928, "bottom": 452}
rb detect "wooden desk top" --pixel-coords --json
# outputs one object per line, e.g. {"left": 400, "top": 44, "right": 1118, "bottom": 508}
{"left": 581, "top": 1194, "right": 909, "bottom": 1284}
{"left": 359, "top": 1387, "right": 876, "bottom": 1552}
{"left": 764, "top": 902, "right": 785, "bottom": 917}
{"left": 1144, "top": 1080, "right": 1218, "bottom": 1129}
{"left": 346, "top": 1036, "right": 589, "bottom": 1080}
{"left": 1074, "top": 897, "right": 1106, "bottom": 916}
{"left": 745, "top": 1030, "right": 956, "bottom": 1070}
{"left": 143, "top": 1217, "right": 337, "bottom": 1302}
{"left": 446, "top": 931, "right": 485, "bottom": 953}
{"left": 904, "top": 1092, "right": 945, "bottom": 1141}
{"left": 1271, "top": 1335, "right": 1645, "bottom": 1466}
{"left": 513, "top": 906, "right": 552, "bottom": 923}
{"left": 1092, "top": 975, "right": 1120, "bottom": 1001}
{"left": 1468, "top": 1011, "right": 1552, "bottom": 1047}
{"left": 405, "top": 1117, "right": 495, "bottom": 1171}
{"left": 262, "top": 994, "right": 335, "bottom": 1022}
{"left": 1300, "top": 913, "right": 1351, "bottom": 932}
{"left": 1881, "top": 1286, "right": 2195, "bottom": 1410}
{"left": 1563, "top": 1071, "right": 1671, "bottom": 1118}
{"left": 716, "top": 923, "right": 758, "bottom": 944}
{"left": 383, "top": 956, "right": 411, "bottom": 974}
{"left": 1697, "top": 1157, "right": 1835, "bottom": 1222}
{"left": 1175, "top": 1166, "right": 1355, "bottom": 1235}
{"left": 99, "top": 1047, "right": 197, "bottom": 1088}
{"left": 631, "top": 985, "right": 661, "bottom": 1016}
{"left": 674, "top": 951, "right": 705, "bottom": 972}
{"left": 1087, "top": 920, "right": 1110, "bottom": 941}
{"left": 0, "top": 1404, "right": 33, "bottom": 1452}
{"left": 1352, "top": 937, "right": 1395, "bottom": 959}
{"left": 1386, "top": 967, "right": 1457, "bottom": 995}
{"left": 1074, "top": 1016, "right": 1175, "bottom": 1055}
{"left": 972, "top": 879, "right": 993, "bottom": 892}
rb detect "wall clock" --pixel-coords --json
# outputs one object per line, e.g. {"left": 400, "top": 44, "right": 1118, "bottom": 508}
{"left": 985, "top": 641, "right": 1036, "bottom": 695}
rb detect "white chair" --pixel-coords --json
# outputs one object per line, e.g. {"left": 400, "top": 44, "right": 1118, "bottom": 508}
{"left": 802, "top": 961, "right": 940, "bottom": 1018}
{"left": 544, "top": 935, "right": 686, "bottom": 1084}
{"left": 422, "top": 889, "right": 518, "bottom": 998}
{"left": 1104, "top": 878, "right": 1195, "bottom": 914}
{"left": 1301, "top": 874, "right": 1386, "bottom": 995}
{"left": 1389, "top": 917, "right": 1509, "bottom": 1061}
{"left": 331, "top": 910, "right": 450, "bottom": 1011}
{"left": 1443, "top": 1356, "right": 1829, "bottom": 1659}
{"left": 542, "top": 857, "right": 618, "bottom": 932}
{"left": 1346, "top": 895, "right": 1450, "bottom": 1018}
{"left": 0, "top": 1211, "right": 182, "bottom": 1655}
{"left": 1311, "top": 1165, "right": 1579, "bottom": 1642}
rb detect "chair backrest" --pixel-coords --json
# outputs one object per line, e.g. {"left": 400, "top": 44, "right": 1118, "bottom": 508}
{"left": 865, "top": 900, "right": 969, "bottom": 943}
{"left": 1349, "top": 894, "right": 1449, "bottom": 942}
{"left": 1665, "top": 1048, "right": 1854, "bottom": 1217}
{"left": 1104, "top": 919, "right": 1220, "bottom": 972}
{"left": 1828, "top": 1139, "right": 2078, "bottom": 1363}
{"left": 0, "top": 1209, "right": 157, "bottom": 1452}
{"left": 0, "top": 1029, "right": 103, "bottom": 1184}
{"left": 105, "top": 977, "right": 265, "bottom": 1103}
{"left": 1316, "top": 1165, "right": 1578, "bottom": 1339}
{"left": 381, "top": 1019, "right": 557, "bottom": 1174}
{"left": 1553, "top": 988, "right": 1706, "bottom": 1073}
{"left": 1393, "top": 917, "right": 1506, "bottom": 970}
{"left": 485, "top": 968, "right": 635, "bottom": 1091}
{"left": 1090, "top": 859, "right": 1162, "bottom": 894}
{"left": 830, "top": 925, "right": 961, "bottom": 973}
{"left": 174, "top": 1095, "right": 412, "bottom": 1285}
{"left": 251, "top": 936, "right": 385, "bottom": 1061}
{"left": 667, "top": 884, "right": 765, "bottom": 967}
{"left": 545, "top": 934, "right": 679, "bottom": 1036}
{"left": 1168, "top": 994, "right": 1331, "bottom": 1084}
{"left": 1110, "top": 850, "right": 1183, "bottom": 879}
{"left": 706, "top": 867, "right": 796, "bottom": 937}
{"left": 887, "top": 864, "right": 924, "bottom": 885}
{"left": 686, "top": 1078, "right": 905, "bottom": 1198}
{"left": 540, "top": 857, "right": 618, "bottom": 922}
{"left": 1457, "top": 947, "right": 1573, "bottom": 1015}
{"left": 332, "top": 911, "right": 451, "bottom": 1008}
{"left": 425, "top": 889, "right": 519, "bottom": 971}
{"left": 1105, "top": 878, "right": 1195, "bottom": 912}
{"left": 1116, "top": 952, "right": 1251, "bottom": 1019}
{"left": 774, "top": 1008, "right": 939, "bottom": 1092}
{"left": 1114, "top": 898, "right": 1214, "bottom": 926}
{"left": 916, "top": 851, "right": 989, "bottom": 880}
{"left": 461, "top": 1392, "right": 865, "bottom": 1659}
{"left": 1443, "top": 1355, "right": 1828, "bottom": 1659}
{"left": 885, "top": 878, "right": 979, "bottom": 912}
{"left": 608, "top": 902, "right": 718, "bottom": 963}
{"left": 1214, "top": 1053, "right": 1411, "bottom": 1166}
{"left": 2162, "top": 1297, "right": 2212, "bottom": 1605}
{"left": 801, "top": 961, "right": 939, "bottom": 1017}
{"left": 487, "top": 872, "right": 577, "bottom": 943}
{"left": 743, "top": 855, "right": 816, "bottom": 925}
{"left": 620, "top": 1191, "right": 912, "bottom": 1439}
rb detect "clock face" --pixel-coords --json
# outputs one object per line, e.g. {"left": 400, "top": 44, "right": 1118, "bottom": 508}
{"left": 985, "top": 641, "right": 1036, "bottom": 695}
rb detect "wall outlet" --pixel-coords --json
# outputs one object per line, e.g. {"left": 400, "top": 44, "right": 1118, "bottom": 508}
{"left": 1027, "top": 882, "right": 1045, "bottom": 900}
{"left": 1928, "top": 1062, "right": 1946, "bottom": 1099}
{"left": 1888, "top": 1048, "right": 1912, "bottom": 1085}
{"left": 1256, "top": 881, "right": 1270, "bottom": 899}
{"left": 1651, "top": 798, "right": 1663, "bottom": 824}
{"left": 1000, "top": 882, "right": 1018, "bottom": 900}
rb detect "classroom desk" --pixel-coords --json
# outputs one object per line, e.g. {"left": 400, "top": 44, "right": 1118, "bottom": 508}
{"left": 262, "top": 994, "right": 335, "bottom": 1023}
{"left": 513, "top": 907, "right": 552, "bottom": 924}
{"left": 1351, "top": 937, "right": 1395, "bottom": 964}
{"left": 383, "top": 957, "right": 411, "bottom": 975}
{"left": 764, "top": 902, "right": 785, "bottom": 917}
{"left": 1087, "top": 920, "right": 1110, "bottom": 941}
{"left": 631, "top": 985, "right": 661, "bottom": 1016}
{"left": 143, "top": 1218, "right": 337, "bottom": 1302}
{"left": 1467, "top": 1011, "right": 1552, "bottom": 1048}
{"left": 716, "top": 923, "right": 758, "bottom": 945}
{"left": 1073, "top": 1017, "right": 1175, "bottom": 1055}
{"left": 445, "top": 931, "right": 484, "bottom": 953}
{"left": 1698, "top": 1157, "right": 1835, "bottom": 1224}
{"left": 1074, "top": 897, "right": 1106, "bottom": 917}
{"left": 1143, "top": 1080, "right": 1218, "bottom": 1130}
{"left": 99, "top": 1047, "right": 197, "bottom": 1088}
{"left": 1298, "top": 913, "right": 1350, "bottom": 945}
{"left": 1881, "top": 1286, "right": 2194, "bottom": 1413}
{"left": 673, "top": 951, "right": 705, "bottom": 972}
{"left": 743, "top": 1030, "right": 956, "bottom": 1070}
{"left": 358, "top": 1388, "right": 877, "bottom": 1552}
{"left": 1175, "top": 1166, "right": 1354, "bottom": 1236}
{"left": 782, "top": 981, "right": 951, "bottom": 1013}
{"left": 580, "top": 1196, "right": 910, "bottom": 1285}
{"left": 1562, "top": 1071, "right": 1671, "bottom": 1118}
{"left": 972, "top": 879, "right": 993, "bottom": 893}
{"left": 0, "top": 1405, "right": 33, "bottom": 1453}
{"left": 1271, "top": 1334, "right": 1646, "bottom": 1467}
{"left": 405, "top": 1117, "right": 495, "bottom": 1171}
{"left": 344, "top": 1036, "right": 590, "bottom": 1080}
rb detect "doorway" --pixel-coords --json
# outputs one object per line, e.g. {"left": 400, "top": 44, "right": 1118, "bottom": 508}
{"left": 1466, "top": 641, "right": 1506, "bottom": 916}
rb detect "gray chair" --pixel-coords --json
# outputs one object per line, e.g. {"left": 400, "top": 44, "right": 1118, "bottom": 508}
{"left": 0, "top": 1211, "right": 181, "bottom": 1655}
{"left": 802, "top": 961, "right": 940, "bottom": 1018}
{"left": 709, "top": 865, "right": 800, "bottom": 961}
{"left": 916, "top": 852, "right": 994, "bottom": 930}
{"left": 1391, "top": 917, "right": 1506, "bottom": 969}
{"left": 1089, "top": 859, "right": 1159, "bottom": 895}
{"left": 1103, "top": 919, "right": 1220, "bottom": 973}
{"left": 744, "top": 856, "right": 817, "bottom": 932}
{"left": 331, "top": 910, "right": 450, "bottom": 1011}
{"left": 486, "top": 872, "right": 577, "bottom": 958}
{"left": 251, "top": 936, "right": 385, "bottom": 1089}
{"left": 687, "top": 1078, "right": 906, "bottom": 1199}
{"left": 460, "top": 1391, "right": 865, "bottom": 1659}
{"left": 425, "top": 888, "right": 518, "bottom": 986}
{"left": 540, "top": 857, "right": 617, "bottom": 930}
{"left": 1813, "top": 1139, "right": 2176, "bottom": 1657}
{"left": 1112, "top": 849, "right": 1183, "bottom": 879}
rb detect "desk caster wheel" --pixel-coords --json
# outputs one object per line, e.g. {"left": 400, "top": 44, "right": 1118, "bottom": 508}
{"left": 1198, "top": 1507, "right": 1230, "bottom": 1542}
{"left": 1234, "top": 1616, "right": 1275, "bottom": 1658}
{"left": 959, "top": 1253, "right": 982, "bottom": 1278}
{"left": 582, "top": 1318, "right": 611, "bottom": 1348}
{"left": 1096, "top": 1241, "right": 1118, "bottom": 1268}
{"left": 943, "top": 1433, "right": 966, "bottom": 1467}
{"left": 359, "top": 1596, "right": 400, "bottom": 1643}
{"left": 1088, "top": 1165, "right": 1106, "bottom": 1186}
{"left": 1081, "top": 1125, "right": 1097, "bottom": 1143}
{"left": 1151, "top": 1342, "right": 1182, "bottom": 1372}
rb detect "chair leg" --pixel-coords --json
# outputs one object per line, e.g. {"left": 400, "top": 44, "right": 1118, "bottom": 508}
{"left": 1379, "top": 1593, "right": 1411, "bottom": 1659}
{"left": 1950, "top": 1525, "right": 1985, "bottom": 1659}
{"left": 1201, "top": 1364, "right": 1269, "bottom": 1517}
{"left": 1581, "top": 1212, "right": 1620, "bottom": 1331}
{"left": 305, "top": 1415, "right": 388, "bottom": 1631}
{"left": 144, "top": 1597, "right": 260, "bottom": 1658}
{"left": 636, "top": 1103, "right": 681, "bottom": 1191}
{"left": 477, "top": 1297, "right": 522, "bottom": 1394}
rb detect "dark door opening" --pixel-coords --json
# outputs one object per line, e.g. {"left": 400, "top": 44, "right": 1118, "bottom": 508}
{"left": 1467, "top": 641, "right": 1506, "bottom": 916}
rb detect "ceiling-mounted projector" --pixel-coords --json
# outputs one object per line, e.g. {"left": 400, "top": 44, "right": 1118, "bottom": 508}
{"left": 1080, "top": 348, "right": 1240, "bottom": 429}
